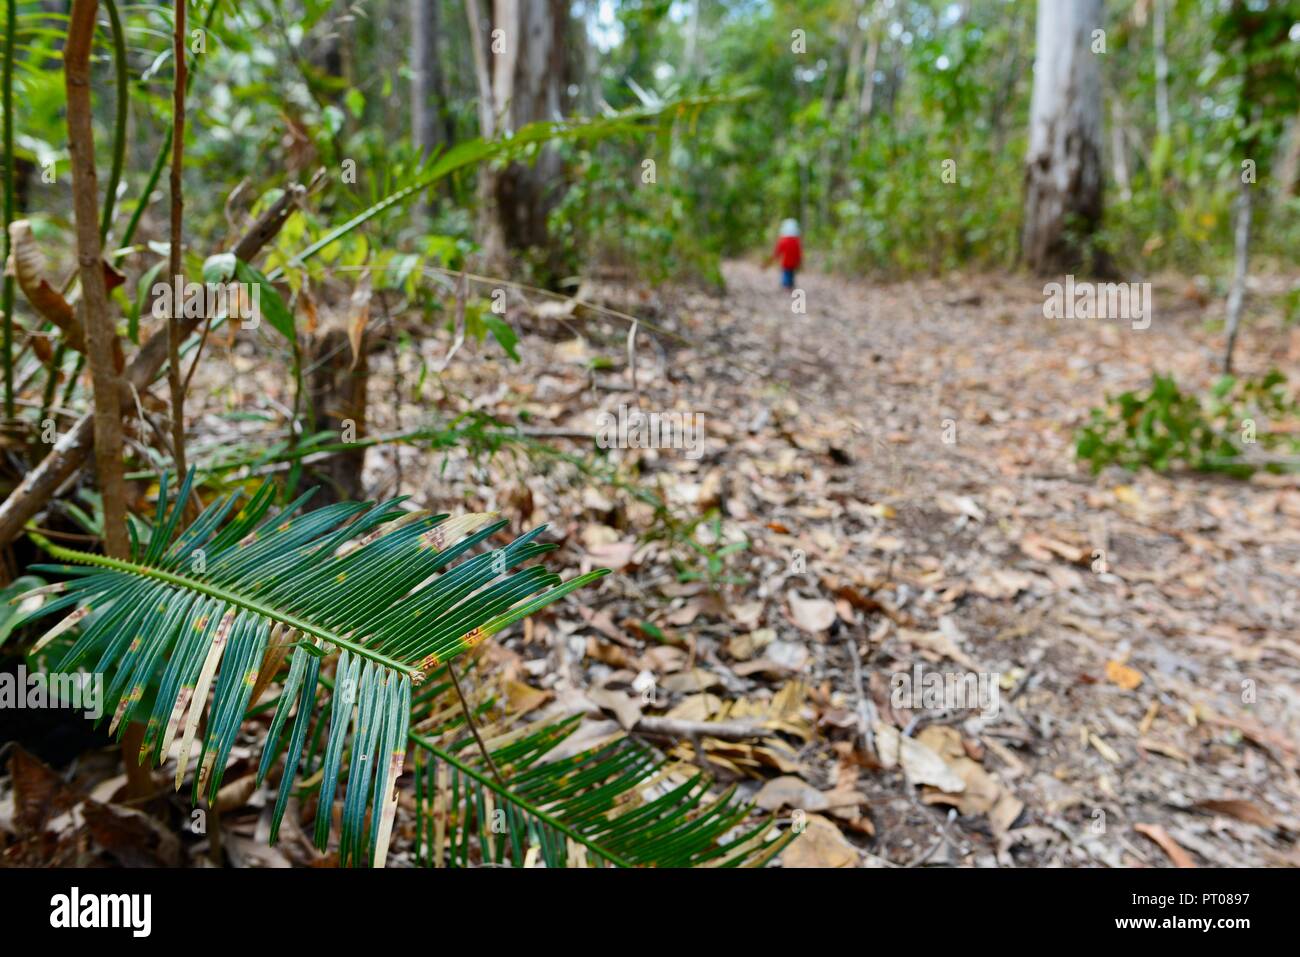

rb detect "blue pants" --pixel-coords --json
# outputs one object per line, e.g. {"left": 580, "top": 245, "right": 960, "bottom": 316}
{"left": 781, "top": 268, "right": 796, "bottom": 289}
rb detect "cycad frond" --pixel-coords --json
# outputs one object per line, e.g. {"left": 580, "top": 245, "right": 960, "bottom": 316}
{"left": 17, "top": 470, "right": 606, "bottom": 866}
{"left": 408, "top": 671, "right": 794, "bottom": 868}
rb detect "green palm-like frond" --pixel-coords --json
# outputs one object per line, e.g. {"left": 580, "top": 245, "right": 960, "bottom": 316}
{"left": 16, "top": 470, "right": 607, "bottom": 866}
{"left": 408, "top": 670, "right": 794, "bottom": 868}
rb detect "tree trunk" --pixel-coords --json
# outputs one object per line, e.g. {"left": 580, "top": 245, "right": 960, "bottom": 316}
{"left": 1222, "top": 178, "right": 1252, "bottom": 374}
{"left": 1021, "top": 0, "right": 1105, "bottom": 274}
{"left": 304, "top": 325, "right": 368, "bottom": 506}
{"left": 1275, "top": 107, "right": 1300, "bottom": 207}
{"left": 65, "top": 0, "right": 128, "bottom": 561}
{"left": 411, "top": 0, "right": 449, "bottom": 157}
{"left": 69, "top": 0, "right": 150, "bottom": 803}
{"left": 465, "top": 0, "right": 568, "bottom": 273}
{"left": 1110, "top": 97, "right": 1131, "bottom": 202}
{"left": 857, "top": 3, "right": 880, "bottom": 121}
{"left": 1153, "top": 0, "right": 1170, "bottom": 140}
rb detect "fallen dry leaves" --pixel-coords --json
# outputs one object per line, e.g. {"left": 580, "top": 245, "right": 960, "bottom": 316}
{"left": 96, "top": 259, "right": 1299, "bottom": 869}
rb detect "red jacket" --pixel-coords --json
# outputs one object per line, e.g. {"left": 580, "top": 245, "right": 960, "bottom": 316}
{"left": 774, "top": 235, "right": 802, "bottom": 270}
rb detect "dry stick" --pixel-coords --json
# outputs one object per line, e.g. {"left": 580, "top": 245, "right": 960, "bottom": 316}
{"left": 445, "top": 663, "right": 504, "bottom": 786}
{"left": 626, "top": 318, "right": 639, "bottom": 403}
{"left": 178, "top": 314, "right": 213, "bottom": 399}
{"left": 843, "top": 629, "right": 877, "bottom": 758}
{"left": 612, "top": 715, "right": 774, "bottom": 742}
{"left": 0, "top": 184, "right": 305, "bottom": 548}
{"left": 65, "top": 0, "right": 128, "bottom": 561}
{"left": 1222, "top": 177, "right": 1252, "bottom": 374}
{"left": 167, "top": 0, "right": 188, "bottom": 480}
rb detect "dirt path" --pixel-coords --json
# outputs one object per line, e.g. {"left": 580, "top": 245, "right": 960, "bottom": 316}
{"left": 192, "top": 256, "right": 1300, "bottom": 867}
{"left": 517, "top": 259, "right": 1300, "bottom": 867}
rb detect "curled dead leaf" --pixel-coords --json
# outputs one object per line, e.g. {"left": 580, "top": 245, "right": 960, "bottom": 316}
{"left": 787, "top": 591, "right": 837, "bottom": 634}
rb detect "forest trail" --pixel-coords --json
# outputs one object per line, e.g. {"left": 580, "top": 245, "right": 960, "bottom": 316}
{"left": 107, "top": 259, "right": 1300, "bottom": 868}
{"left": 562, "top": 259, "right": 1300, "bottom": 866}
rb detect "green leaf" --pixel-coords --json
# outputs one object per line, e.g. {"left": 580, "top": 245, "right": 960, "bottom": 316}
{"left": 410, "top": 708, "right": 793, "bottom": 869}
{"left": 0, "top": 576, "right": 47, "bottom": 649}
{"left": 234, "top": 259, "right": 295, "bottom": 340}
{"left": 201, "top": 252, "right": 237, "bottom": 284}
{"left": 18, "top": 470, "right": 607, "bottom": 866}
{"left": 482, "top": 315, "right": 520, "bottom": 362}
{"left": 130, "top": 260, "right": 167, "bottom": 345}
{"left": 344, "top": 87, "right": 365, "bottom": 119}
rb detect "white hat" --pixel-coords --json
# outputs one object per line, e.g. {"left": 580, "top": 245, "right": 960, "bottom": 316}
{"left": 779, "top": 219, "right": 800, "bottom": 237}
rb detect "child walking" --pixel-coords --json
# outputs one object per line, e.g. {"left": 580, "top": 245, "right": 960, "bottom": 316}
{"left": 767, "top": 218, "right": 802, "bottom": 289}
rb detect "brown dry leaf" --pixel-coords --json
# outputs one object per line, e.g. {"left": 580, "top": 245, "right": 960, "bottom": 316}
{"left": 787, "top": 591, "right": 837, "bottom": 634}
{"left": 899, "top": 626, "right": 981, "bottom": 671}
{"left": 642, "top": 644, "right": 688, "bottom": 673}
{"left": 1105, "top": 659, "right": 1144, "bottom": 690}
{"left": 249, "top": 625, "right": 295, "bottom": 708}
{"left": 665, "top": 693, "right": 723, "bottom": 721}
{"left": 215, "top": 773, "right": 259, "bottom": 813}
{"left": 725, "top": 627, "right": 774, "bottom": 661}
{"left": 1192, "top": 798, "right": 1277, "bottom": 829}
{"left": 915, "top": 726, "right": 1022, "bottom": 829}
{"left": 82, "top": 802, "right": 182, "bottom": 868}
{"left": 299, "top": 283, "right": 319, "bottom": 334}
{"left": 660, "top": 668, "right": 722, "bottom": 694}
{"left": 875, "top": 723, "right": 966, "bottom": 792}
{"left": 588, "top": 688, "right": 643, "bottom": 730}
{"left": 665, "top": 600, "right": 703, "bottom": 626}
{"left": 781, "top": 814, "right": 858, "bottom": 868}
{"left": 8, "top": 219, "right": 82, "bottom": 349}
{"left": 1020, "top": 532, "right": 1087, "bottom": 564}
{"left": 576, "top": 606, "right": 639, "bottom": 648}
{"left": 725, "top": 680, "right": 814, "bottom": 741}
{"left": 30, "top": 335, "right": 52, "bottom": 364}
{"left": 8, "top": 746, "right": 82, "bottom": 833}
{"left": 728, "top": 601, "right": 765, "bottom": 628}
{"left": 916, "top": 725, "right": 965, "bottom": 760}
{"left": 919, "top": 754, "right": 1017, "bottom": 818}
{"left": 1137, "top": 737, "right": 1191, "bottom": 763}
{"left": 936, "top": 493, "right": 986, "bottom": 522}
{"left": 970, "top": 569, "right": 1036, "bottom": 600}
{"left": 1134, "top": 823, "right": 1197, "bottom": 868}
{"left": 821, "top": 778, "right": 875, "bottom": 835}
{"left": 1089, "top": 733, "right": 1123, "bottom": 764}
{"left": 556, "top": 336, "right": 590, "bottom": 363}
{"left": 585, "top": 636, "right": 639, "bottom": 670}
{"left": 347, "top": 270, "right": 372, "bottom": 370}
{"left": 733, "top": 658, "right": 795, "bottom": 680}
{"left": 1113, "top": 485, "right": 1141, "bottom": 506}
{"left": 753, "top": 776, "right": 831, "bottom": 812}
{"left": 585, "top": 540, "right": 637, "bottom": 570}
{"left": 989, "top": 791, "right": 1026, "bottom": 834}
{"left": 505, "top": 679, "right": 553, "bottom": 716}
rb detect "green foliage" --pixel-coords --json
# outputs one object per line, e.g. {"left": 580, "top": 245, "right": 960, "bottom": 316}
{"left": 0, "top": 574, "right": 44, "bottom": 649}
{"left": 459, "top": 298, "right": 521, "bottom": 362}
{"left": 673, "top": 511, "right": 749, "bottom": 589}
{"left": 411, "top": 695, "right": 791, "bottom": 868}
{"left": 1075, "top": 372, "right": 1300, "bottom": 477}
{"left": 13, "top": 470, "right": 607, "bottom": 866}
{"left": 570, "top": 0, "right": 1300, "bottom": 279}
